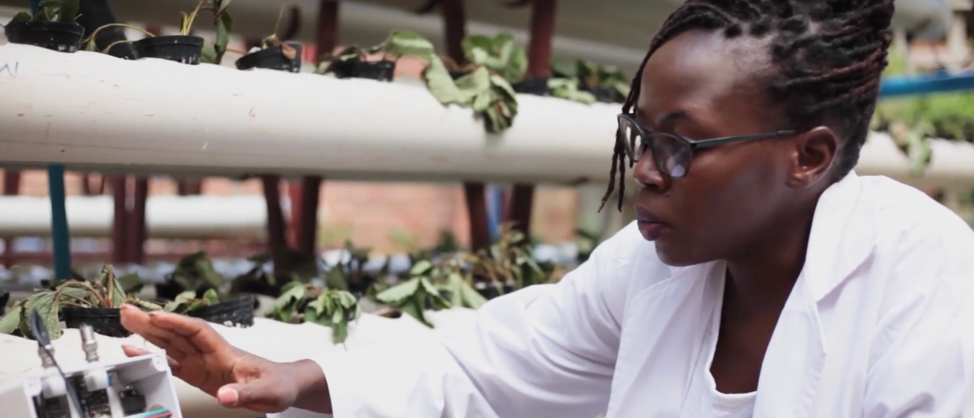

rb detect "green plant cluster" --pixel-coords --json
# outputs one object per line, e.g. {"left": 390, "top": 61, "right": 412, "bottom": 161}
{"left": 9, "top": 0, "right": 78, "bottom": 24}
{"left": 872, "top": 50, "right": 974, "bottom": 173}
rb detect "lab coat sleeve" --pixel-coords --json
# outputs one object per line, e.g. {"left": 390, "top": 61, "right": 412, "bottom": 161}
{"left": 863, "top": 223, "right": 974, "bottom": 418}
{"left": 275, "top": 224, "right": 641, "bottom": 418}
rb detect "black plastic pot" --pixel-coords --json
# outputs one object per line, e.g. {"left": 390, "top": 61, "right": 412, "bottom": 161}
{"left": 61, "top": 307, "right": 130, "bottom": 338}
{"left": 236, "top": 43, "right": 303, "bottom": 73}
{"left": 3, "top": 21, "right": 84, "bottom": 53}
{"left": 513, "top": 77, "right": 549, "bottom": 96}
{"left": 134, "top": 35, "right": 204, "bottom": 65}
{"left": 186, "top": 295, "right": 255, "bottom": 328}
{"left": 474, "top": 281, "right": 516, "bottom": 300}
{"left": 330, "top": 60, "right": 395, "bottom": 81}
{"left": 584, "top": 86, "right": 616, "bottom": 103}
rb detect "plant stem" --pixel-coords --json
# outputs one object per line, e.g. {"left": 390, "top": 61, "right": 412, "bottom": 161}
{"left": 84, "top": 23, "right": 155, "bottom": 50}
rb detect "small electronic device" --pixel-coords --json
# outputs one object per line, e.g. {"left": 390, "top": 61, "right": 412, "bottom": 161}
{"left": 0, "top": 311, "right": 183, "bottom": 418}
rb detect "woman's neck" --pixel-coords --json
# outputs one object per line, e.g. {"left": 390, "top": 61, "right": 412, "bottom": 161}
{"left": 724, "top": 204, "right": 816, "bottom": 314}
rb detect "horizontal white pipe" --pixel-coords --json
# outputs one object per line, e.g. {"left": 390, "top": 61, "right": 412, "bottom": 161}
{"left": 0, "top": 44, "right": 617, "bottom": 184}
{"left": 0, "top": 195, "right": 270, "bottom": 238}
{"left": 0, "top": 44, "right": 972, "bottom": 189}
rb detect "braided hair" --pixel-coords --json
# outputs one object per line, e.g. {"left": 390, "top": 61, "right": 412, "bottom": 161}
{"left": 599, "top": 0, "right": 894, "bottom": 212}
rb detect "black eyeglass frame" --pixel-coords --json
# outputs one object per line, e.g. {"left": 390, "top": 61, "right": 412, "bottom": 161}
{"left": 617, "top": 113, "right": 798, "bottom": 178}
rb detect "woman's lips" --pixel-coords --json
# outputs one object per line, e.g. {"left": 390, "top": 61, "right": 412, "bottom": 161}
{"left": 635, "top": 207, "right": 668, "bottom": 240}
{"left": 637, "top": 220, "right": 666, "bottom": 240}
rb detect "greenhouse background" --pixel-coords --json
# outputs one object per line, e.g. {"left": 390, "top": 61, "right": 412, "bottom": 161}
{"left": 1, "top": 0, "right": 974, "bottom": 417}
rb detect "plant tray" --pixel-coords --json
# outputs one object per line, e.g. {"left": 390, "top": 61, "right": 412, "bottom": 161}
{"left": 3, "top": 21, "right": 84, "bottom": 53}
{"left": 186, "top": 295, "right": 255, "bottom": 328}
{"left": 134, "top": 35, "right": 204, "bottom": 65}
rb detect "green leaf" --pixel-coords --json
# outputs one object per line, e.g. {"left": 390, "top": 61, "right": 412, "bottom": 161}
{"left": 375, "top": 278, "right": 420, "bottom": 304}
{"left": 459, "top": 279, "right": 487, "bottom": 309}
{"left": 332, "top": 319, "right": 348, "bottom": 343}
{"left": 304, "top": 306, "right": 323, "bottom": 325}
{"left": 216, "top": 0, "right": 232, "bottom": 16}
{"left": 99, "top": 265, "right": 127, "bottom": 307}
{"left": 58, "top": 0, "right": 79, "bottom": 23}
{"left": 0, "top": 303, "right": 23, "bottom": 334}
{"left": 423, "top": 56, "right": 466, "bottom": 105}
{"left": 202, "top": 289, "right": 221, "bottom": 304}
{"left": 409, "top": 260, "right": 434, "bottom": 277}
{"left": 22, "top": 292, "right": 60, "bottom": 340}
{"left": 36, "top": 0, "right": 60, "bottom": 21}
{"left": 10, "top": 12, "right": 32, "bottom": 23}
{"left": 384, "top": 30, "right": 435, "bottom": 60}
{"left": 337, "top": 291, "right": 357, "bottom": 309}
{"left": 271, "top": 283, "right": 307, "bottom": 313}
{"left": 550, "top": 58, "right": 577, "bottom": 78}
{"left": 330, "top": 307, "right": 344, "bottom": 325}
{"left": 399, "top": 299, "right": 430, "bottom": 327}
{"left": 117, "top": 273, "right": 142, "bottom": 294}
{"left": 455, "top": 67, "right": 492, "bottom": 100}
{"left": 323, "top": 267, "right": 348, "bottom": 291}
{"left": 214, "top": 12, "right": 233, "bottom": 64}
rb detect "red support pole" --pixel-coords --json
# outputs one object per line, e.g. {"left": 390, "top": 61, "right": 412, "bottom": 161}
{"left": 262, "top": 175, "right": 288, "bottom": 275}
{"left": 508, "top": 0, "right": 557, "bottom": 236}
{"left": 2, "top": 171, "right": 20, "bottom": 267}
{"left": 3, "top": 171, "right": 20, "bottom": 195}
{"left": 110, "top": 176, "right": 128, "bottom": 264}
{"left": 440, "top": 0, "right": 490, "bottom": 251}
{"left": 287, "top": 0, "right": 338, "bottom": 256}
{"left": 126, "top": 177, "right": 148, "bottom": 264}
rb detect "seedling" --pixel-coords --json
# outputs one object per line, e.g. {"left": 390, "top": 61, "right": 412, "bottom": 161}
{"left": 268, "top": 282, "right": 361, "bottom": 343}
{"left": 7, "top": 0, "right": 79, "bottom": 24}
{"left": 0, "top": 265, "right": 159, "bottom": 340}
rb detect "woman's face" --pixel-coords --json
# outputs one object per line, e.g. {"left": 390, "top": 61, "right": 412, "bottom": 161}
{"left": 632, "top": 29, "right": 833, "bottom": 267}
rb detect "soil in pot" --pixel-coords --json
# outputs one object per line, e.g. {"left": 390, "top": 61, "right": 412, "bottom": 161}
{"left": 186, "top": 295, "right": 255, "bottom": 328}
{"left": 3, "top": 21, "right": 84, "bottom": 53}
{"left": 330, "top": 60, "right": 395, "bottom": 81}
{"left": 134, "top": 35, "right": 204, "bottom": 65}
{"left": 513, "top": 77, "right": 549, "bottom": 96}
{"left": 236, "top": 43, "right": 303, "bottom": 73}
{"left": 61, "top": 307, "right": 130, "bottom": 338}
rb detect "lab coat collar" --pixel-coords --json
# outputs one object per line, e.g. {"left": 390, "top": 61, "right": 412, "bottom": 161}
{"left": 661, "top": 170, "right": 875, "bottom": 301}
{"left": 801, "top": 170, "right": 876, "bottom": 301}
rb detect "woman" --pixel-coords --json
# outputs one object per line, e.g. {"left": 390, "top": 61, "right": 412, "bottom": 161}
{"left": 119, "top": 0, "right": 974, "bottom": 416}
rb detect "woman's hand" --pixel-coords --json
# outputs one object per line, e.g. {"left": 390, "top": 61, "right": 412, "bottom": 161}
{"left": 119, "top": 304, "right": 330, "bottom": 413}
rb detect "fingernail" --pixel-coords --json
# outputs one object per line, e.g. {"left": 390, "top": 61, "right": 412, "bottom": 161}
{"left": 148, "top": 311, "right": 161, "bottom": 318}
{"left": 217, "top": 387, "right": 239, "bottom": 406}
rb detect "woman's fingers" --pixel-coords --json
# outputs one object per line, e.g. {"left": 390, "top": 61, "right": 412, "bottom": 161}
{"left": 120, "top": 305, "right": 199, "bottom": 360}
{"left": 147, "top": 311, "right": 230, "bottom": 354}
{"left": 122, "top": 344, "right": 181, "bottom": 371}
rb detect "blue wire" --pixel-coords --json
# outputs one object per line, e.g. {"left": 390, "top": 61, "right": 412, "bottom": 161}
{"left": 48, "top": 164, "right": 71, "bottom": 281}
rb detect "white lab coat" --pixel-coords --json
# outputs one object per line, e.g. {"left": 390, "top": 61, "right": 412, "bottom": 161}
{"left": 275, "top": 172, "right": 974, "bottom": 418}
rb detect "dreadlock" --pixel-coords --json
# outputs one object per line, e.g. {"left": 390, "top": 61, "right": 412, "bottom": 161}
{"left": 599, "top": 0, "right": 894, "bottom": 212}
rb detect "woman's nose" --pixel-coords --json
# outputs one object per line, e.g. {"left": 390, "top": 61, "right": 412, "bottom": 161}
{"left": 632, "top": 148, "right": 669, "bottom": 191}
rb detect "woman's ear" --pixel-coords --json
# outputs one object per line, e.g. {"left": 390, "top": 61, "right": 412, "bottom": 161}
{"left": 788, "top": 126, "right": 838, "bottom": 188}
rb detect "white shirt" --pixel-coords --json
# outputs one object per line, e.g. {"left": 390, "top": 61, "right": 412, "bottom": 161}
{"left": 275, "top": 172, "right": 974, "bottom": 418}
{"left": 684, "top": 270, "right": 757, "bottom": 418}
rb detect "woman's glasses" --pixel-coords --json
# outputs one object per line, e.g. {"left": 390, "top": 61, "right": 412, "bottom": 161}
{"left": 616, "top": 113, "right": 798, "bottom": 178}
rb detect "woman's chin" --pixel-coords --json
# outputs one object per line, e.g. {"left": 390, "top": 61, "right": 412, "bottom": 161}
{"left": 652, "top": 239, "right": 698, "bottom": 267}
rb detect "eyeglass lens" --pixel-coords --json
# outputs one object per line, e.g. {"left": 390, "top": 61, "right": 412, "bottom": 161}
{"left": 620, "top": 117, "right": 692, "bottom": 178}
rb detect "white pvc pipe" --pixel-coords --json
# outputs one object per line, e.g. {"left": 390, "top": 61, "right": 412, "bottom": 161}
{"left": 1, "top": 44, "right": 973, "bottom": 189}
{"left": 0, "top": 195, "right": 270, "bottom": 239}
{"left": 0, "top": 44, "right": 617, "bottom": 184}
